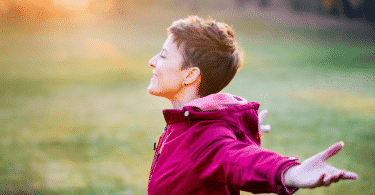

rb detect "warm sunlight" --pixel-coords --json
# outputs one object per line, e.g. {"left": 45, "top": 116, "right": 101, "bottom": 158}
{"left": 0, "top": 0, "right": 117, "bottom": 22}
{"left": 52, "top": 0, "right": 91, "bottom": 11}
{"left": 0, "top": 1, "right": 9, "bottom": 12}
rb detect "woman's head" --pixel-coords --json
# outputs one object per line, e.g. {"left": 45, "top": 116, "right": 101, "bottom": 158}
{"left": 148, "top": 16, "right": 243, "bottom": 101}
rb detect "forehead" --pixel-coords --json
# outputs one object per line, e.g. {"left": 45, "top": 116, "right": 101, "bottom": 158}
{"left": 164, "top": 34, "right": 182, "bottom": 54}
{"left": 164, "top": 34, "right": 175, "bottom": 47}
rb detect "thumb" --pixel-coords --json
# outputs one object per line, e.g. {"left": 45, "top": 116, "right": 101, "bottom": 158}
{"left": 258, "top": 109, "right": 268, "bottom": 125}
{"left": 321, "top": 141, "right": 344, "bottom": 161}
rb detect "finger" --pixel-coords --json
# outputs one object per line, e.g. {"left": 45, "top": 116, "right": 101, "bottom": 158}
{"left": 323, "top": 172, "right": 334, "bottom": 184}
{"left": 323, "top": 175, "right": 330, "bottom": 185}
{"left": 324, "top": 179, "right": 332, "bottom": 187}
{"left": 329, "top": 174, "right": 343, "bottom": 184}
{"left": 342, "top": 171, "right": 359, "bottom": 180}
{"left": 311, "top": 173, "right": 326, "bottom": 189}
{"left": 321, "top": 141, "right": 344, "bottom": 161}
{"left": 319, "top": 173, "right": 326, "bottom": 188}
{"left": 324, "top": 171, "right": 343, "bottom": 185}
{"left": 333, "top": 173, "right": 344, "bottom": 183}
{"left": 259, "top": 124, "right": 270, "bottom": 134}
{"left": 258, "top": 109, "right": 268, "bottom": 125}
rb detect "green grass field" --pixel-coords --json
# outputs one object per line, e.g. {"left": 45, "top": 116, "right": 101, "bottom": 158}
{"left": 1, "top": 4, "right": 374, "bottom": 195}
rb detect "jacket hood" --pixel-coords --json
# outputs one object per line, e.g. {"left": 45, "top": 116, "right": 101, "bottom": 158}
{"left": 162, "top": 93, "right": 261, "bottom": 144}
{"left": 184, "top": 93, "right": 248, "bottom": 112}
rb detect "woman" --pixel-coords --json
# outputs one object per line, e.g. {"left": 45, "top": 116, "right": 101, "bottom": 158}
{"left": 147, "top": 16, "right": 358, "bottom": 195}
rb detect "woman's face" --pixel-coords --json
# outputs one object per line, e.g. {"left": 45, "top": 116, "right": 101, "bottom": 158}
{"left": 147, "top": 34, "right": 187, "bottom": 99}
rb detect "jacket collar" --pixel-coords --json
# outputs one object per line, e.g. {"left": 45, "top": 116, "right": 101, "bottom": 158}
{"left": 162, "top": 102, "right": 260, "bottom": 125}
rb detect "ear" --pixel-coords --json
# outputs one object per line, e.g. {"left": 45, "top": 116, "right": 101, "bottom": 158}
{"left": 183, "top": 67, "right": 201, "bottom": 85}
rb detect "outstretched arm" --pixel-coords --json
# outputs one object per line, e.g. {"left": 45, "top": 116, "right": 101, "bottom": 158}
{"left": 284, "top": 141, "right": 358, "bottom": 188}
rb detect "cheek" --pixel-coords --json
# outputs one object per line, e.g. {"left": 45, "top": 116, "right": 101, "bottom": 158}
{"left": 160, "top": 72, "right": 181, "bottom": 88}
{"left": 159, "top": 69, "right": 183, "bottom": 89}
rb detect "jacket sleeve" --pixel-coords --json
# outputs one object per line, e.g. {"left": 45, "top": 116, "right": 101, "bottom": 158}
{"left": 189, "top": 122, "right": 301, "bottom": 195}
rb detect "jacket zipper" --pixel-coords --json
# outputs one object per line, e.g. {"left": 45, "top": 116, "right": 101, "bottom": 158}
{"left": 149, "top": 126, "right": 167, "bottom": 183}
{"left": 154, "top": 126, "right": 167, "bottom": 150}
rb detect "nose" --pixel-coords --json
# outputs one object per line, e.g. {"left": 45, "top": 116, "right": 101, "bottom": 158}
{"left": 149, "top": 56, "right": 156, "bottom": 68}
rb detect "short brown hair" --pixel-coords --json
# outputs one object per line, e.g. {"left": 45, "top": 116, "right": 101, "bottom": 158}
{"left": 166, "top": 16, "right": 244, "bottom": 97}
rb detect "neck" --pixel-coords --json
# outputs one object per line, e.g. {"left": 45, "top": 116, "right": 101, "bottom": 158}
{"left": 169, "top": 87, "right": 200, "bottom": 110}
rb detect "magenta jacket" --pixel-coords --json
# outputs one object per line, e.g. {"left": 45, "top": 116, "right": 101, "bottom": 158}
{"left": 148, "top": 93, "right": 301, "bottom": 195}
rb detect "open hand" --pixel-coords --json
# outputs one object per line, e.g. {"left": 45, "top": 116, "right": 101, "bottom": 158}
{"left": 258, "top": 109, "right": 270, "bottom": 135}
{"left": 284, "top": 141, "right": 359, "bottom": 188}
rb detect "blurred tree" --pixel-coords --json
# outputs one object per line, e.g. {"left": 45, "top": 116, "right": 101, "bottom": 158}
{"left": 330, "top": 0, "right": 344, "bottom": 16}
{"left": 291, "top": 0, "right": 321, "bottom": 12}
{"left": 234, "top": 0, "right": 270, "bottom": 10}
{"left": 288, "top": 0, "right": 374, "bottom": 25}
{"left": 317, "top": 0, "right": 344, "bottom": 15}
{"left": 362, "top": 0, "right": 375, "bottom": 23}
{"left": 234, "top": 0, "right": 249, "bottom": 8}
{"left": 343, "top": 0, "right": 375, "bottom": 23}
{"left": 343, "top": 0, "right": 364, "bottom": 19}
{"left": 259, "top": 0, "right": 271, "bottom": 8}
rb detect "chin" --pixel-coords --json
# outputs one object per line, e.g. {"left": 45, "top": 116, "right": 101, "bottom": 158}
{"left": 148, "top": 84, "right": 178, "bottom": 99}
{"left": 148, "top": 90, "right": 156, "bottom": 96}
{"left": 148, "top": 88, "right": 172, "bottom": 99}
{"left": 147, "top": 87, "right": 155, "bottom": 95}
{"left": 148, "top": 91, "right": 166, "bottom": 98}
{"left": 147, "top": 86, "right": 161, "bottom": 96}
{"left": 148, "top": 83, "right": 164, "bottom": 96}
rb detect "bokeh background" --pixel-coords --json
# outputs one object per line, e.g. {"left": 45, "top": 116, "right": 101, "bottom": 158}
{"left": 1, "top": 0, "right": 374, "bottom": 194}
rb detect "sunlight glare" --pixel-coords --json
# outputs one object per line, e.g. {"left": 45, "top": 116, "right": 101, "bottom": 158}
{"left": 0, "top": 1, "right": 10, "bottom": 12}
{"left": 53, "top": 0, "right": 91, "bottom": 11}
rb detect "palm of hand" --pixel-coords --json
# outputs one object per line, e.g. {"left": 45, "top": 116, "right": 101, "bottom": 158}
{"left": 286, "top": 142, "right": 359, "bottom": 188}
